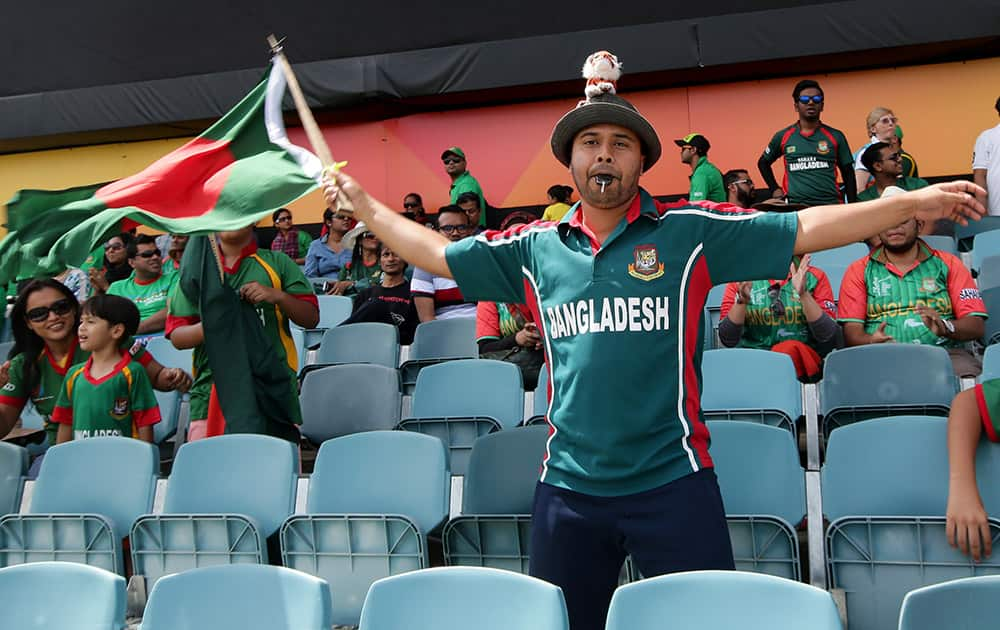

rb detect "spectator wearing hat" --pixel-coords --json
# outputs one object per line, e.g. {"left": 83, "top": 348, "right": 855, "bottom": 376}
{"left": 542, "top": 185, "right": 575, "bottom": 222}
{"left": 758, "top": 79, "right": 856, "bottom": 206}
{"left": 857, "top": 142, "right": 928, "bottom": 202}
{"left": 676, "top": 133, "right": 725, "bottom": 202}
{"left": 973, "top": 96, "right": 1000, "bottom": 216}
{"left": 442, "top": 147, "right": 487, "bottom": 227}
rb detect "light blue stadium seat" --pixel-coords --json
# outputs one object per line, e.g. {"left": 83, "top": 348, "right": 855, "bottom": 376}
{"left": 525, "top": 367, "right": 550, "bottom": 425}
{"left": 823, "top": 264, "right": 850, "bottom": 298}
{"left": 899, "top": 575, "right": 1000, "bottom": 630}
{"left": 281, "top": 431, "right": 449, "bottom": 626}
{"left": 701, "top": 349, "right": 802, "bottom": 436}
{"left": 820, "top": 345, "right": 956, "bottom": 437}
{"left": 295, "top": 294, "right": 354, "bottom": 352}
{"left": 299, "top": 364, "right": 401, "bottom": 444}
{"left": 443, "top": 426, "right": 547, "bottom": 573}
{"left": 399, "top": 318, "right": 478, "bottom": 394}
{"left": 153, "top": 389, "right": 180, "bottom": 444}
{"left": 143, "top": 336, "right": 193, "bottom": 372}
{"left": 401, "top": 359, "right": 524, "bottom": 474}
{"left": 130, "top": 435, "right": 297, "bottom": 590}
{"left": 290, "top": 324, "right": 307, "bottom": 371}
{"left": 956, "top": 218, "right": 1000, "bottom": 252}
{"left": 606, "top": 570, "right": 842, "bottom": 630}
{"left": 307, "top": 322, "right": 399, "bottom": 372}
{"left": 0, "top": 561, "right": 126, "bottom": 629}
{"left": 141, "top": 564, "right": 332, "bottom": 630}
{"left": 709, "top": 421, "right": 806, "bottom": 580}
{"left": 0, "top": 437, "right": 157, "bottom": 573}
{"left": 822, "top": 417, "right": 1000, "bottom": 630}
{"left": 922, "top": 234, "right": 958, "bottom": 255}
{"left": 977, "top": 254, "right": 1000, "bottom": 291}
{"left": 0, "top": 442, "right": 27, "bottom": 516}
{"left": 704, "top": 284, "right": 727, "bottom": 350}
{"left": 359, "top": 566, "right": 569, "bottom": 630}
{"left": 982, "top": 345, "right": 1000, "bottom": 382}
{"left": 811, "top": 242, "right": 869, "bottom": 269}
{"left": 0, "top": 340, "right": 13, "bottom": 361}
{"left": 972, "top": 229, "right": 1000, "bottom": 275}
{"left": 982, "top": 287, "right": 1000, "bottom": 346}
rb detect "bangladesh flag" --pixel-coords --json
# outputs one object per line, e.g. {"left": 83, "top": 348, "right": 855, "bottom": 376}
{"left": 0, "top": 57, "right": 322, "bottom": 284}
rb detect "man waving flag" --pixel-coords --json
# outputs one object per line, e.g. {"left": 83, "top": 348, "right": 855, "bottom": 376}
{"left": 0, "top": 57, "right": 322, "bottom": 284}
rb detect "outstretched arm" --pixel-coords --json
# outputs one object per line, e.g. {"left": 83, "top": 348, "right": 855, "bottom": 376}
{"left": 794, "top": 181, "right": 986, "bottom": 255}
{"left": 946, "top": 388, "right": 992, "bottom": 561}
{"left": 323, "top": 172, "right": 453, "bottom": 278}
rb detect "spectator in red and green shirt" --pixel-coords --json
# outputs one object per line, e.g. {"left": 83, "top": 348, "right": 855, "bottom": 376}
{"left": 269, "top": 207, "right": 312, "bottom": 265}
{"left": 838, "top": 217, "right": 988, "bottom": 376}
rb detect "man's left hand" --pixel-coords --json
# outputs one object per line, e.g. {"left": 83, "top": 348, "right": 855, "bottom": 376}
{"left": 910, "top": 182, "right": 987, "bottom": 226}
{"left": 239, "top": 281, "right": 282, "bottom": 305}
{"left": 160, "top": 367, "right": 192, "bottom": 393}
{"left": 915, "top": 304, "right": 949, "bottom": 337}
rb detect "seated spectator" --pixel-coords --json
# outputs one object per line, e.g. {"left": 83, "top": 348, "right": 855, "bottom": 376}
{"left": 0, "top": 279, "right": 190, "bottom": 446}
{"left": 411, "top": 205, "right": 477, "bottom": 321}
{"left": 402, "top": 193, "right": 431, "bottom": 226}
{"left": 723, "top": 169, "right": 756, "bottom": 209}
{"left": 719, "top": 254, "right": 840, "bottom": 380}
{"left": 54, "top": 267, "right": 90, "bottom": 303}
{"left": 52, "top": 295, "right": 160, "bottom": 443}
{"left": 327, "top": 224, "right": 383, "bottom": 296}
{"left": 269, "top": 208, "right": 311, "bottom": 265}
{"left": 457, "top": 192, "right": 486, "bottom": 234}
{"left": 340, "top": 246, "right": 419, "bottom": 344}
{"left": 945, "top": 380, "right": 999, "bottom": 561}
{"left": 542, "top": 185, "right": 574, "bottom": 222}
{"left": 304, "top": 208, "right": 355, "bottom": 278}
{"left": 87, "top": 233, "right": 134, "bottom": 295}
{"left": 477, "top": 302, "right": 544, "bottom": 390}
{"left": 162, "top": 233, "right": 189, "bottom": 274}
{"left": 857, "top": 142, "right": 928, "bottom": 202}
{"left": 838, "top": 217, "right": 987, "bottom": 377}
{"left": 853, "top": 107, "right": 899, "bottom": 192}
{"left": 107, "top": 235, "right": 178, "bottom": 335}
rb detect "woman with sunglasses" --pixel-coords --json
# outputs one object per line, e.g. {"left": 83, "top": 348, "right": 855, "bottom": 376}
{"left": 718, "top": 254, "right": 841, "bottom": 381}
{"left": 87, "top": 233, "right": 134, "bottom": 295}
{"left": 304, "top": 208, "right": 355, "bottom": 279}
{"left": 327, "top": 224, "right": 383, "bottom": 296}
{"left": 0, "top": 279, "right": 192, "bottom": 445}
{"left": 269, "top": 208, "right": 312, "bottom": 265}
{"left": 853, "top": 107, "right": 900, "bottom": 191}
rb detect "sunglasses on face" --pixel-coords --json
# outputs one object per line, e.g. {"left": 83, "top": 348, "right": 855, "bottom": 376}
{"left": 333, "top": 214, "right": 352, "bottom": 221}
{"left": 104, "top": 242, "right": 124, "bottom": 251}
{"left": 135, "top": 249, "right": 162, "bottom": 259}
{"left": 797, "top": 95, "right": 824, "bottom": 104}
{"left": 403, "top": 202, "right": 420, "bottom": 209}
{"left": 732, "top": 179, "right": 754, "bottom": 188}
{"left": 876, "top": 116, "right": 898, "bottom": 126}
{"left": 26, "top": 298, "right": 74, "bottom": 323}
{"left": 438, "top": 225, "right": 470, "bottom": 234}
{"left": 442, "top": 158, "right": 463, "bottom": 165}
{"left": 880, "top": 152, "right": 902, "bottom": 162}
{"left": 361, "top": 232, "right": 377, "bottom": 239}
{"left": 275, "top": 216, "right": 291, "bottom": 223}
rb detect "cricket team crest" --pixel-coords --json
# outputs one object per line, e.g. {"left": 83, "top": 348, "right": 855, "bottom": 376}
{"left": 628, "top": 244, "right": 664, "bottom": 281}
{"left": 110, "top": 397, "right": 130, "bottom": 420}
{"left": 817, "top": 140, "right": 830, "bottom": 155}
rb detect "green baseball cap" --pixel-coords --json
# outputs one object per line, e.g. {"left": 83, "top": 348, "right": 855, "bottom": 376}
{"left": 441, "top": 147, "right": 466, "bottom": 160}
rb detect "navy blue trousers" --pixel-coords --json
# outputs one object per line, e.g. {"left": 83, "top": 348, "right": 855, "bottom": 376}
{"left": 529, "top": 468, "right": 734, "bottom": 630}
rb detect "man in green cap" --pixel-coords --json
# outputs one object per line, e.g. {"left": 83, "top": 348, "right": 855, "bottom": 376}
{"left": 676, "top": 133, "right": 725, "bottom": 202}
{"left": 442, "top": 146, "right": 487, "bottom": 227}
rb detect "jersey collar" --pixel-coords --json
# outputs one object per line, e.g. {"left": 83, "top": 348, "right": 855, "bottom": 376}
{"left": 43, "top": 336, "right": 81, "bottom": 375}
{"left": 562, "top": 189, "right": 659, "bottom": 253}
{"left": 82, "top": 350, "right": 132, "bottom": 386}
{"left": 221, "top": 241, "right": 259, "bottom": 274}
{"left": 871, "top": 239, "right": 933, "bottom": 276}
{"left": 133, "top": 271, "right": 163, "bottom": 286}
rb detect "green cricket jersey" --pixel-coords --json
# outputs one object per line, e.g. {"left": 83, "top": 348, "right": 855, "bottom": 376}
{"left": 689, "top": 156, "right": 726, "bottom": 202}
{"left": 52, "top": 352, "right": 160, "bottom": 439}
{"left": 856, "top": 176, "right": 929, "bottom": 202}
{"left": 838, "top": 241, "right": 988, "bottom": 346}
{"left": 165, "top": 242, "right": 316, "bottom": 422}
{"left": 445, "top": 189, "right": 798, "bottom": 496}
{"left": 0, "top": 338, "right": 151, "bottom": 444}
{"left": 107, "top": 272, "right": 178, "bottom": 322}
{"left": 761, "top": 122, "right": 853, "bottom": 206}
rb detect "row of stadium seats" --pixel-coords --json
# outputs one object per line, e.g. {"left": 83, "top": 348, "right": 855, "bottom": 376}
{"left": 0, "top": 417, "right": 997, "bottom": 629}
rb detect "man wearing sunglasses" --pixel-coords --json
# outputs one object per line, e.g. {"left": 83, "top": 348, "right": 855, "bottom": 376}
{"left": 759, "top": 79, "right": 856, "bottom": 207}
{"left": 857, "top": 142, "right": 929, "bottom": 203}
{"left": 411, "top": 205, "right": 476, "bottom": 322}
{"left": 107, "top": 234, "right": 178, "bottom": 334}
{"left": 442, "top": 146, "right": 487, "bottom": 228}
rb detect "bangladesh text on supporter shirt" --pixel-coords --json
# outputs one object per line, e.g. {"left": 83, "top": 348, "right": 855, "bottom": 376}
{"left": 545, "top": 296, "right": 669, "bottom": 339}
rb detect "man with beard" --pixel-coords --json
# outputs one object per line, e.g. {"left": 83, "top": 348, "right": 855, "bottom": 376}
{"left": 838, "top": 213, "right": 987, "bottom": 377}
{"left": 321, "top": 52, "right": 986, "bottom": 630}
{"left": 758, "top": 79, "right": 856, "bottom": 206}
{"left": 723, "top": 169, "right": 757, "bottom": 208}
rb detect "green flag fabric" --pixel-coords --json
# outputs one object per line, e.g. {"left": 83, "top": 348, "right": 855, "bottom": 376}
{"left": 0, "top": 57, "right": 322, "bottom": 284}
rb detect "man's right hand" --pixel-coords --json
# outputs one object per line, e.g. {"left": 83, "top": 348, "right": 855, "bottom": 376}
{"left": 869, "top": 321, "right": 894, "bottom": 343}
{"left": 322, "top": 171, "right": 372, "bottom": 221}
{"left": 947, "top": 486, "right": 993, "bottom": 561}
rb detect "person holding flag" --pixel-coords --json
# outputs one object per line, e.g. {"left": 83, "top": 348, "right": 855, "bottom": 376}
{"left": 321, "top": 50, "right": 987, "bottom": 630}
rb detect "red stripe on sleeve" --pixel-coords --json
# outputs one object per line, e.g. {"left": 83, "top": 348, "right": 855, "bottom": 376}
{"left": 51, "top": 405, "right": 73, "bottom": 425}
{"left": 291, "top": 293, "right": 319, "bottom": 308}
{"left": 718, "top": 283, "right": 739, "bottom": 319}
{"left": 164, "top": 314, "right": 200, "bottom": 338}
{"left": 132, "top": 406, "right": 162, "bottom": 428}
{"left": 0, "top": 395, "right": 27, "bottom": 410}
{"left": 835, "top": 258, "right": 871, "bottom": 319}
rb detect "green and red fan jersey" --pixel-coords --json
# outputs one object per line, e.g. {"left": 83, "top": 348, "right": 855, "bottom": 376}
{"left": 856, "top": 176, "right": 929, "bottom": 202}
{"left": 838, "top": 241, "right": 988, "bottom": 346}
{"left": 51, "top": 352, "right": 160, "bottom": 439}
{"left": 761, "top": 122, "right": 853, "bottom": 206}
{"left": 446, "top": 189, "right": 798, "bottom": 497}
{"left": 976, "top": 379, "right": 1000, "bottom": 442}
{"left": 719, "top": 264, "right": 837, "bottom": 350}
{"left": 107, "top": 272, "right": 178, "bottom": 321}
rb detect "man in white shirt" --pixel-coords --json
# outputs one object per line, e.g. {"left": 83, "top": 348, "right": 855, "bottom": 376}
{"left": 973, "top": 97, "right": 1000, "bottom": 216}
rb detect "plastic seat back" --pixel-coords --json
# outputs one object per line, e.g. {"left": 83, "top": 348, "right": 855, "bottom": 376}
{"left": 922, "top": 235, "right": 958, "bottom": 255}
{"left": 152, "top": 389, "right": 180, "bottom": 444}
{"left": 299, "top": 364, "right": 401, "bottom": 444}
{"left": 143, "top": 336, "right": 193, "bottom": 372}
{"left": 0, "top": 442, "right": 27, "bottom": 515}
{"left": 141, "top": 564, "right": 332, "bottom": 630}
{"left": 318, "top": 294, "right": 353, "bottom": 328}
{"left": 972, "top": 228, "right": 1000, "bottom": 275}
{"left": 956, "top": 218, "right": 1000, "bottom": 252}
{"left": 606, "top": 570, "right": 841, "bottom": 630}
{"left": 899, "top": 575, "right": 1000, "bottom": 630}
{"left": 982, "top": 287, "right": 1000, "bottom": 346}
{"left": 409, "top": 318, "right": 478, "bottom": 361}
{"left": 359, "top": 567, "right": 569, "bottom": 630}
{"left": 977, "top": 254, "right": 1000, "bottom": 291}
{"left": 0, "top": 561, "right": 126, "bottom": 629}
{"left": 811, "top": 242, "right": 869, "bottom": 270}
{"left": 820, "top": 345, "right": 955, "bottom": 435}
{"left": 410, "top": 359, "right": 523, "bottom": 430}
{"left": 532, "top": 367, "right": 550, "bottom": 420}
{"left": 704, "top": 284, "right": 727, "bottom": 349}
{"left": 316, "top": 322, "right": 399, "bottom": 368}
{"left": 983, "top": 345, "right": 1000, "bottom": 381}
{"left": 463, "top": 426, "right": 547, "bottom": 514}
{"left": 701, "top": 349, "right": 801, "bottom": 435}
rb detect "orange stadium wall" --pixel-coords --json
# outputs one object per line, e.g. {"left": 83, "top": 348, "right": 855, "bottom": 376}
{"left": 1, "top": 57, "right": 997, "bottom": 238}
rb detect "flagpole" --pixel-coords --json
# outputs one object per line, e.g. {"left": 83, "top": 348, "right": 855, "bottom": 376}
{"left": 266, "top": 35, "right": 354, "bottom": 214}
